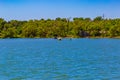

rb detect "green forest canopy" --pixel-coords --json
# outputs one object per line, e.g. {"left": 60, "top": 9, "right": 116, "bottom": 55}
{"left": 0, "top": 16, "right": 120, "bottom": 38}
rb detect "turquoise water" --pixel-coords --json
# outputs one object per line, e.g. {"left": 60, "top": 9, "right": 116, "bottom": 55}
{"left": 0, "top": 38, "right": 120, "bottom": 80}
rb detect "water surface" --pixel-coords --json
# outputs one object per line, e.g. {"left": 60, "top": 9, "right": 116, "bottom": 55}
{"left": 0, "top": 38, "right": 120, "bottom": 80}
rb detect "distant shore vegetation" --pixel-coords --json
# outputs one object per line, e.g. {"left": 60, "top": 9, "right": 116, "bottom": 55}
{"left": 0, "top": 16, "right": 120, "bottom": 38}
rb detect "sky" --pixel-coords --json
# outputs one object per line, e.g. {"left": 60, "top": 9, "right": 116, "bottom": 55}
{"left": 0, "top": 0, "right": 120, "bottom": 20}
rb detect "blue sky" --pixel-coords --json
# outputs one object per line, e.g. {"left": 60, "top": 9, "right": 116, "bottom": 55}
{"left": 0, "top": 0, "right": 120, "bottom": 20}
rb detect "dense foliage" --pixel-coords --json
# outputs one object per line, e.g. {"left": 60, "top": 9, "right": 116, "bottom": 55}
{"left": 0, "top": 16, "right": 120, "bottom": 38}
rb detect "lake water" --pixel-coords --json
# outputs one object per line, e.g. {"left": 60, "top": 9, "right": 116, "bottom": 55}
{"left": 0, "top": 38, "right": 120, "bottom": 80}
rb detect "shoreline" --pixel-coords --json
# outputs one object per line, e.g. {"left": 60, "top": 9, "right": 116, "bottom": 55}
{"left": 0, "top": 36, "right": 120, "bottom": 39}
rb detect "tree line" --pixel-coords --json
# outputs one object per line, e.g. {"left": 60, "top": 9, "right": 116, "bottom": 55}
{"left": 0, "top": 16, "right": 120, "bottom": 38}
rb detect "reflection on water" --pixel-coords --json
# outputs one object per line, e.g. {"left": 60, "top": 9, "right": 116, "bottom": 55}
{"left": 0, "top": 38, "right": 120, "bottom": 80}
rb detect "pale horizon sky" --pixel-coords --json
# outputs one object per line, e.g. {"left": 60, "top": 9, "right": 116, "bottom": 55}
{"left": 0, "top": 0, "right": 120, "bottom": 21}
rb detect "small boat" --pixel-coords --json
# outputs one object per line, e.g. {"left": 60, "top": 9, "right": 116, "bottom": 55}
{"left": 57, "top": 37, "right": 62, "bottom": 40}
